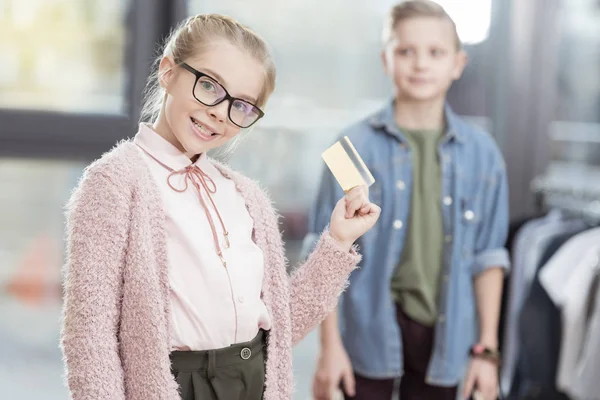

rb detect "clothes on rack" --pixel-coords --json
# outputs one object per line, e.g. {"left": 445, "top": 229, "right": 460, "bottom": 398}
{"left": 501, "top": 210, "right": 600, "bottom": 399}
{"left": 501, "top": 211, "right": 587, "bottom": 396}
{"left": 498, "top": 216, "right": 544, "bottom": 353}
{"left": 515, "top": 229, "right": 581, "bottom": 400}
{"left": 539, "top": 227, "right": 600, "bottom": 398}
{"left": 570, "top": 279, "right": 600, "bottom": 400}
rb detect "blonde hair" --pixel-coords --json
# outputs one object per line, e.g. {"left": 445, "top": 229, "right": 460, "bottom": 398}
{"left": 382, "top": 0, "right": 461, "bottom": 50}
{"left": 140, "top": 14, "right": 277, "bottom": 123}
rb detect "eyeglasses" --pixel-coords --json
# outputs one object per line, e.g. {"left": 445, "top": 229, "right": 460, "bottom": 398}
{"left": 179, "top": 62, "right": 264, "bottom": 128}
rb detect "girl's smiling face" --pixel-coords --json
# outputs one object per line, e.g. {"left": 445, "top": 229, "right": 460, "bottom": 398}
{"left": 153, "top": 39, "right": 265, "bottom": 159}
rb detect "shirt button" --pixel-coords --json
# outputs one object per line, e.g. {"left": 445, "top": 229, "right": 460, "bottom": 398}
{"left": 443, "top": 196, "right": 453, "bottom": 206}
{"left": 238, "top": 295, "right": 245, "bottom": 303}
{"left": 396, "top": 180, "right": 406, "bottom": 190}
{"left": 464, "top": 210, "right": 475, "bottom": 221}
{"left": 393, "top": 220, "right": 404, "bottom": 230}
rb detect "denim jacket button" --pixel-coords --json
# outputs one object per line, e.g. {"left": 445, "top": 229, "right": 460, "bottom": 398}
{"left": 396, "top": 180, "right": 406, "bottom": 190}
{"left": 464, "top": 210, "right": 475, "bottom": 221}
{"left": 393, "top": 220, "right": 403, "bottom": 230}
{"left": 443, "top": 196, "right": 453, "bottom": 206}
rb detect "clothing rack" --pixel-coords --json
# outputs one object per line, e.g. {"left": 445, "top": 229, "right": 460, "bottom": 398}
{"left": 507, "top": 146, "right": 600, "bottom": 399}
{"left": 532, "top": 120, "right": 600, "bottom": 222}
{"left": 532, "top": 167, "right": 600, "bottom": 224}
{"left": 504, "top": 174, "right": 600, "bottom": 400}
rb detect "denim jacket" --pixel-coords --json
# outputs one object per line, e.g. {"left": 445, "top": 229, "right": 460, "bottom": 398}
{"left": 303, "top": 101, "right": 510, "bottom": 385}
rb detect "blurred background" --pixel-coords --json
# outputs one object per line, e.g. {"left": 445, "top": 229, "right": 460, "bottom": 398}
{"left": 0, "top": 0, "right": 599, "bottom": 399}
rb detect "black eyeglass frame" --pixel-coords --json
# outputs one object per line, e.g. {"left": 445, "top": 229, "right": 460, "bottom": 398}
{"left": 179, "top": 62, "right": 265, "bottom": 128}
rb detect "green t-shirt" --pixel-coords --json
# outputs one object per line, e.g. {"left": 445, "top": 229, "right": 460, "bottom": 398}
{"left": 390, "top": 127, "right": 445, "bottom": 326}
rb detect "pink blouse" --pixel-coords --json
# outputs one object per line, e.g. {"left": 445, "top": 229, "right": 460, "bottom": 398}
{"left": 134, "top": 124, "right": 271, "bottom": 351}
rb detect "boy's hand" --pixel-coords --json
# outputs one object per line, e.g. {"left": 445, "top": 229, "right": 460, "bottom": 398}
{"left": 313, "top": 341, "right": 355, "bottom": 400}
{"left": 462, "top": 358, "right": 499, "bottom": 400}
{"left": 329, "top": 185, "right": 380, "bottom": 251}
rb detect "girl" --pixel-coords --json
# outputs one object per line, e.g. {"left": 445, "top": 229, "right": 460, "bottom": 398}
{"left": 60, "top": 13, "right": 380, "bottom": 400}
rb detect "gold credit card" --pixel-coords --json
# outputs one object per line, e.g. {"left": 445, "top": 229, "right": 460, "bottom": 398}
{"left": 322, "top": 136, "right": 375, "bottom": 193}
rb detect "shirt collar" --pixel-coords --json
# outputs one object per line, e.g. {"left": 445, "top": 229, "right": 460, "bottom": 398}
{"left": 133, "top": 123, "right": 207, "bottom": 171}
{"left": 368, "top": 100, "right": 465, "bottom": 144}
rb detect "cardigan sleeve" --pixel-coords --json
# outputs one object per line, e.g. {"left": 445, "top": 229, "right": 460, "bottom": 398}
{"left": 60, "top": 169, "right": 130, "bottom": 400}
{"left": 289, "top": 231, "right": 361, "bottom": 345}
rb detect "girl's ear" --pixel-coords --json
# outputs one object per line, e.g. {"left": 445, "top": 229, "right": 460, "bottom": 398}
{"left": 158, "top": 56, "right": 177, "bottom": 90}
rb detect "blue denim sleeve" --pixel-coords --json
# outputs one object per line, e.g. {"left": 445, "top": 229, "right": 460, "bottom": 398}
{"left": 473, "top": 159, "right": 511, "bottom": 276}
{"left": 300, "top": 165, "right": 342, "bottom": 261}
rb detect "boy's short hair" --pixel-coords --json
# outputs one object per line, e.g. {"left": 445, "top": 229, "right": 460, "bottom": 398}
{"left": 382, "top": 0, "right": 462, "bottom": 50}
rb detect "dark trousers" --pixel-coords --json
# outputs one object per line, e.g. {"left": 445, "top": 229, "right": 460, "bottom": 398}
{"left": 345, "top": 307, "right": 458, "bottom": 400}
{"left": 170, "top": 330, "right": 266, "bottom": 400}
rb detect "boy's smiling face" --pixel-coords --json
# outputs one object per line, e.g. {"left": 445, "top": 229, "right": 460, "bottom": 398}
{"left": 382, "top": 17, "right": 467, "bottom": 103}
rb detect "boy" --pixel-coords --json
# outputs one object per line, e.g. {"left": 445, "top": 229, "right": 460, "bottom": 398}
{"left": 305, "top": 1, "right": 509, "bottom": 399}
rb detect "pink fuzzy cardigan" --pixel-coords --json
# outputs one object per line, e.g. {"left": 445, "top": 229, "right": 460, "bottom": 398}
{"left": 60, "top": 141, "right": 361, "bottom": 400}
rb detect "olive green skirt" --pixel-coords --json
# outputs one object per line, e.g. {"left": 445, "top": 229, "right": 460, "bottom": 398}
{"left": 170, "top": 330, "right": 266, "bottom": 400}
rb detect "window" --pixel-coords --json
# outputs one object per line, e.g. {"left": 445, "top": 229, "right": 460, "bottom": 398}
{"left": 0, "top": 0, "right": 128, "bottom": 114}
{"left": 0, "top": 0, "right": 183, "bottom": 160}
{"left": 436, "top": 0, "right": 492, "bottom": 45}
